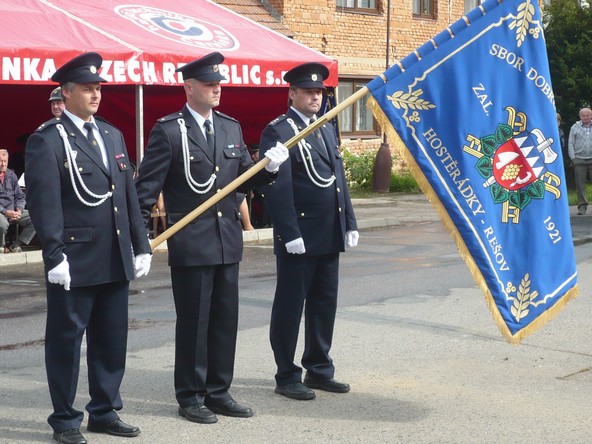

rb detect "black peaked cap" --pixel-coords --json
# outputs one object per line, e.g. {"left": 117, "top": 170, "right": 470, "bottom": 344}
{"left": 283, "top": 62, "right": 329, "bottom": 89}
{"left": 175, "top": 52, "right": 227, "bottom": 82}
{"left": 51, "top": 52, "right": 107, "bottom": 85}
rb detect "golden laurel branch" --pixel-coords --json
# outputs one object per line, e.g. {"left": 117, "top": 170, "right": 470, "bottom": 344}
{"left": 509, "top": 273, "right": 539, "bottom": 321}
{"left": 387, "top": 89, "right": 435, "bottom": 111}
{"left": 508, "top": 0, "right": 541, "bottom": 48}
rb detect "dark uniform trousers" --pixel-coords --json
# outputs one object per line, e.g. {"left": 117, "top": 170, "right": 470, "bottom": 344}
{"left": 45, "top": 281, "right": 129, "bottom": 431}
{"left": 270, "top": 252, "right": 340, "bottom": 385}
{"left": 171, "top": 263, "right": 239, "bottom": 406}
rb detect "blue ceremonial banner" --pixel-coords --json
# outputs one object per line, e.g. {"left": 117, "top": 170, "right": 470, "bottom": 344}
{"left": 367, "top": 0, "right": 578, "bottom": 343}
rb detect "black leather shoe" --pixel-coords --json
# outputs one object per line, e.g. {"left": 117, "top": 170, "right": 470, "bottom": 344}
{"left": 178, "top": 404, "right": 218, "bottom": 424}
{"left": 205, "top": 398, "right": 254, "bottom": 418}
{"left": 303, "top": 376, "right": 351, "bottom": 393}
{"left": 53, "top": 429, "right": 87, "bottom": 444}
{"left": 274, "top": 382, "right": 316, "bottom": 400}
{"left": 87, "top": 418, "right": 140, "bottom": 437}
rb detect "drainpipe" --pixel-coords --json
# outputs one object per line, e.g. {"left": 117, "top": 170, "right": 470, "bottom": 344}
{"left": 372, "top": 0, "right": 393, "bottom": 193}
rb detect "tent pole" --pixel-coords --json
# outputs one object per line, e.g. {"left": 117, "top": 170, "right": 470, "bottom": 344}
{"left": 150, "top": 86, "right": 370, "bottom": 250}
{"left": 135, "top": 84, "right": 144, "bottom": 164}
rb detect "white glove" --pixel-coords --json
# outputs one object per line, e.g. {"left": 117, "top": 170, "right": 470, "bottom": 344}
{"left": 133, "top": 253, "right": 152, "bottom": 278}
{"left": 48, "top": 254, "right": 71, "bottom": 291}
{"left": 285, "top": 237, "right": 306, "bottom": 254}
{"left": 264, "top": 142, "right": 289, "bottom": 172}
{"left": 345, "top": 230, "right": 359, "bottom": 248}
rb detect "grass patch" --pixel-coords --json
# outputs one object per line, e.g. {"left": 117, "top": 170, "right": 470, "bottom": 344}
{"left": 567, "top": 184, "right": 592, "bottom": 206}
{"left": 342, "top": 147, "right": 420, "bottom": 194}
{"left": 390, "top": 173, "right": 420, "bottom": 193}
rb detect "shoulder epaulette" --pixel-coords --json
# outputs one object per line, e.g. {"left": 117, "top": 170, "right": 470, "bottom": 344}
{"left": 34, "top": 117, "right": 60, "bottom": 132}
{"left": 157, "top": 111, "right": 184, "bottom": 123}
{"left": 213, "top": 110, "right": 239, "bottom": 123}
{"left": 268, "top": 114, "right": 288, "bottom": 127}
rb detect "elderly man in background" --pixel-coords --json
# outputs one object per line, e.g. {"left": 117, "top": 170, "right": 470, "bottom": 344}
{"left": 568, "top": 107, "right": 592, "bottom": 215}
{"left": 0, "top": 148, "right": 35, "bottom": 253}
{"left": 49, "top": 86, "right": 65, "bottom": 118}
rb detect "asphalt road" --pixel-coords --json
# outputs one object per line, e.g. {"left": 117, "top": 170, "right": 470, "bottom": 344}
{"left": 1, "top": 223, "right": 592, "bottom": 443}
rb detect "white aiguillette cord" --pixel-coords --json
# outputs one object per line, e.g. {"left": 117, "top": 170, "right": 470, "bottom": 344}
{"left": 286, "top": 118, "right": 335, "bottom": 188}
{"left": 177, "top": 118, "right": 217, "bottom": 194}
{"left": 57, "top": 123, "right": 112, "bottom": 207}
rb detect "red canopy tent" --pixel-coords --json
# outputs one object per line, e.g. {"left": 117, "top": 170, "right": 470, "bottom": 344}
{"left": 0, "top": 0, "right": 337, "bottom": 168}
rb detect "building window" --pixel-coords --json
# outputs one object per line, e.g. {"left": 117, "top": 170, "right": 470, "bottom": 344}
{"left": 464, "top": 0, "right": 480, "bottom": 14}
{"left": 336, "top": 0, "right": 378, "bottom": 13}
{"left": 413, "top": 0, "right": 435, "bottom": 18}
{"left": 337, "top": 80, "right": 376, "bottom": 137}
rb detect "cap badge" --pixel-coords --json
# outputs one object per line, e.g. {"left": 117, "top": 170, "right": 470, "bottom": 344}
{"left": 90, "top": 66, "right": 97, "bottom": 74}
{"left": 311, "top": 74, "right": 318, "bottom": 81}
{"left": 213, "top": 65, "right": 219, "bottom": 72}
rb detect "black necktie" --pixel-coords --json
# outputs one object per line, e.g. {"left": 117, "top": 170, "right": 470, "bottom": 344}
{"left": 83, "top": 122, "right": 98, "bottom": 148}
{"left": 84, "top": 122, "right": 108, "bottom": 169}
{"left": 204, "top": 119, "right": 215, "bottom": 153}
{"left": 311, "top": 118, "right": 328, "bottom": 157}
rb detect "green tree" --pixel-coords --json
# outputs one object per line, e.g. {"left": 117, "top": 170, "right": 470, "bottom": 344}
{"left": 545, "top": 0, "right": 592, "bottom": 128}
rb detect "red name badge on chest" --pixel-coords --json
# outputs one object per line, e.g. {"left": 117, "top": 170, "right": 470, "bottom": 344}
{"left": 115, "top": 153, "right": 128, "bottom": 171}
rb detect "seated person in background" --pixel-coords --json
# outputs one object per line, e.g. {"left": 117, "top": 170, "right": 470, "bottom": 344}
{"left": 0, "top": 149, "right": 36, "bottom": 253}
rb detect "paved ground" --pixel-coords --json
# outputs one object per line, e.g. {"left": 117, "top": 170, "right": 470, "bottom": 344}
{"left": 2, "top": 194, "right": 591, "bottom": 443}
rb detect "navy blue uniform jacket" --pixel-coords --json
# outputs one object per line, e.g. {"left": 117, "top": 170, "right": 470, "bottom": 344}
{"left": 135, "top": 106, "right": 274, "bottom": 267}
{"left": 25, "top": 114, "right": 151, "bottom": 286}
{"left": 260, "top": 109, "right": 357, "bottom": 255}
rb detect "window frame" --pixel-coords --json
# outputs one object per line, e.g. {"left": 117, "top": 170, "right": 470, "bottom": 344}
{"left": 464, "top": 0, "right": 480, "bottom": 14}
{"left": 413, "top": 0, "right": 436, "bottom": 19}
{"left": 337, "top": 77, "right": 379, "bottom": 138}
{"left": 335, "top": 0, "right": 378, "bottom": 14}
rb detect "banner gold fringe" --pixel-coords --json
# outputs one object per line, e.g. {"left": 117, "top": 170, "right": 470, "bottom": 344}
{"left": 368, "top": 97, "right": 579, "bottom": 344}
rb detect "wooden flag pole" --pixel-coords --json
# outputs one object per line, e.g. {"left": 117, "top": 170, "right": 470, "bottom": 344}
{"left": 150, "top": 86, "right": 370, "bottom": 250}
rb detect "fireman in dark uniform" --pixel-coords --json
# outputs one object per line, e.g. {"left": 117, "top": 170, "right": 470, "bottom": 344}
{"left": 135, "top": 52, "right": 288, "bottom": 423}
{"left": 259, "top": 63, "right": 359, "bottom": 401}
{"left": 25, "top": 52, "right": 152, "bottom": 444}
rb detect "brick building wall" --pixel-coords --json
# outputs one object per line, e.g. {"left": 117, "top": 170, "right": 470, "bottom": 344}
{"left": 265, "top": 0, "right": 465, "bottom": 72}
{"left": 259, "top": 0, "right": 466, "bottom": 155}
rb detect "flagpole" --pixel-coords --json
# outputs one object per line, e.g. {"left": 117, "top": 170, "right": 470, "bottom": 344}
{"left": 150, "top": 85, "right": 371, "bottom": 250}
